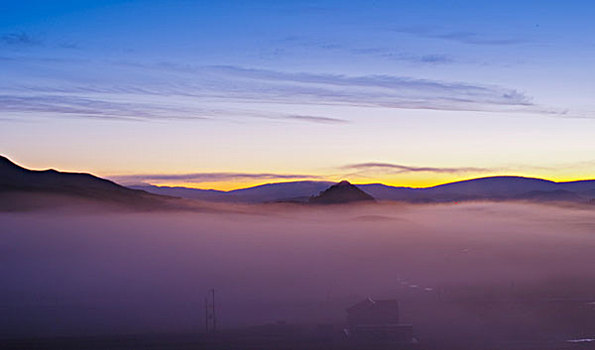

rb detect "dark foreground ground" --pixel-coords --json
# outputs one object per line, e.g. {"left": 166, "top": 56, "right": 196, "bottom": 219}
{"left": 2, "top": 329, "right": 409, "bottom": 350}
{"left": 2, "top": 335, "right": 594, "bottom": 350}
{"left": 3, "top": 326, "right": 595, "bottom": 350}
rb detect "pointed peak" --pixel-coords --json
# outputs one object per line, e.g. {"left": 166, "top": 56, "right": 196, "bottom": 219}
{"left": 309, "top": 180, "right": 375, "bottom": 204}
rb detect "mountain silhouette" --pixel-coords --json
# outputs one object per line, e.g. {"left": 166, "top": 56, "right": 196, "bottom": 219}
{"left": 309, "top": 180, "right": 375, "bottom": 204}
{"left": 6, "top": 153, "right": 592, "bottom": 206}
{"left": 359, "top": 176, "right": 595, "bottom": 203}
{"left": 132, "top": 181, "right": 334, "bottom": 203}
{"left": 0, "top": 155, "right": 171, "bottom": 210}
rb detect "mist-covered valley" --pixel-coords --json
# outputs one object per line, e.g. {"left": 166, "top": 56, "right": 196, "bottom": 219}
{"left": 2, "top": 201, "right": 595, "bottom": 349}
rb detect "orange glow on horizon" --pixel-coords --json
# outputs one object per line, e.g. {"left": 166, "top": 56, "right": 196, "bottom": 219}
{"left": 145, "top": 172, "right": 595, "bottom": 192}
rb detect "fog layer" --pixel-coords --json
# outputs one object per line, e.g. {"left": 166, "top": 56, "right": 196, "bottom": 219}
{"left": 1, "top": 202, "right": 594, "bottom": 346}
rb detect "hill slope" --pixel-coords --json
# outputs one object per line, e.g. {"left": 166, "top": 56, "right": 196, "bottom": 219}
{"left": 0, "top": 156, "right": 173, "bottom": 210}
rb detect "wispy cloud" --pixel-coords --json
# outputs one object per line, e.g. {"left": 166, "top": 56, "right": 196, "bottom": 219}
{"left": 344, "top": 161, "right": 595, "bottom": 179}
{"left": 111, "top": 172, "right": 322, "bottom": 184}
{"left": 279, "top": 36, "right": 454, "bottom": 64}
{"left": 349, "top": 48, "right": 453, "bottom": 64}
{"left": 392, "top": 27, "right": 528, "bottom": 46}
{"left": 344, "top": 162, "right": 490, "bottom": 174}
{"left": 1, "top": 32, "right": 43, "bottom": 46}
{"left": 435, "top": 32, "right": 525, "bottom": 45}
{"left": 3, "top": 60, "right": 582, "bottom": 124}
{"left": 57, "top": 40, "right": 81, "bottom": 50}
{"left": 205, "top": 65, "right": 532, "bottom": 111}
{"left": 0, "top": 93, "right": 349, "bottom": 124}
{"left": 284, "top": 115, "right": 349, "bottom": 124}
{"left": 0, "top": 95, "right": 212, "bottom": 122}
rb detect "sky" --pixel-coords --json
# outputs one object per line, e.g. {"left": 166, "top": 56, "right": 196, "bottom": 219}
{"left": 1, "top": 0, "right": 594, "bottom": 190}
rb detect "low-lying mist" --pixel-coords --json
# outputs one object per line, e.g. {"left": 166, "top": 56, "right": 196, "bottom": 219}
{"left": 1, "top": 201, "right": 594, "bottom": 347}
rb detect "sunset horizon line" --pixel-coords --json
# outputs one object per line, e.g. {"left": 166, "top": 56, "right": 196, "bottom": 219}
{"left": 3, "top": 153, "right": 593, "bottom": 192}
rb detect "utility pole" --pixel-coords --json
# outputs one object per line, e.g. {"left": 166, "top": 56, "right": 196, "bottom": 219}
{"left": 205, "top": 289, "right": 217, "bottom": 333}
{"left": 204, "top": 296, "right": 209, "bottom": 333}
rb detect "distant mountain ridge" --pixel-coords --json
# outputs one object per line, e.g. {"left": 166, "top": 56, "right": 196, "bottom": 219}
{"left": 134, "top": 176, "right": 595, "bottom": 204}
{"left": 132, "top": 181, "right": 334, "bottom": 203}
{"left": 2, "top": 155, "right": 593, "bottom": 206}
{"left": 358, "top": 176, "right": 595, "bottom": 203}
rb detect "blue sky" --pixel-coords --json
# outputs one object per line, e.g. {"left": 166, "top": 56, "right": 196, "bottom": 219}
{"left": 1, "top": 0, "right": 594, "bottom": 189}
